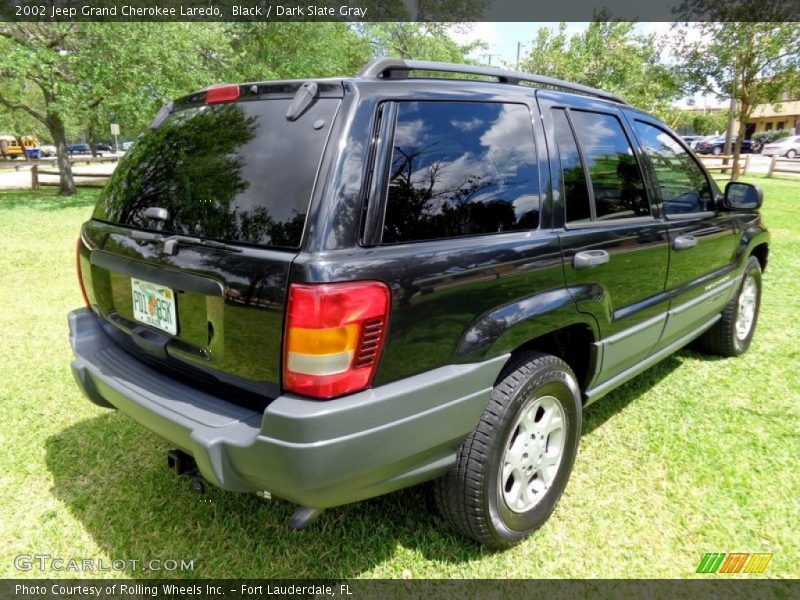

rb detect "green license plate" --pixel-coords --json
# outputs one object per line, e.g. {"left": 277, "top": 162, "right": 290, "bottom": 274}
{"left": 131, "top": 278, "right": 177, "bottom": 335}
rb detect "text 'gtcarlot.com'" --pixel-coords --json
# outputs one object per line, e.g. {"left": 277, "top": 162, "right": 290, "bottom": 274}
{"left": 13, "top": 554, "right": 194, "bottom": 572}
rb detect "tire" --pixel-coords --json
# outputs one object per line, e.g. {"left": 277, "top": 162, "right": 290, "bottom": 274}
{"left": 712, "top": 146, "right": 722, "bottom": 156}
{"left": 434, "top": 352, "right": 582, "bottom": 548}
{"left": 696, "top": 256, "right": 762, "bottom": 357}
{"left": 787, "top": 149, "right": 797, "bottom": 159}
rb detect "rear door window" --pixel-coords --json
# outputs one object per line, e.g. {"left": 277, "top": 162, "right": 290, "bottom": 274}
{"left": 93, "top": 97, "right": 340, "bottom": 248}
{"left": 551, "top": 108, "right": 651, "bottom": 223}
{"left": 382, "top": 101, "right": 541, "bottom": 244}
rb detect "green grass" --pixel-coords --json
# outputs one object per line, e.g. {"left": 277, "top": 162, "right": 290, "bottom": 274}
{"left": 1, "top": 178, "right": 798, "bottom": 579}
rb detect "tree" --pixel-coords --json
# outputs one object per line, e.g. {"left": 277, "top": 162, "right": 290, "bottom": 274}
{"left": 518, "top": 19, "right": 682, "bottom": 119}
{"left": 360, "top": 23, "right": 485, "bottom": 63}
{"left": 674, "top": 2, "right": 800, "bottom": 179}
{"left": 0, "top": 23, "right": 228, "bottom": 194}
{"left": 224, "top": 22, "right": 371, "bottom": 82}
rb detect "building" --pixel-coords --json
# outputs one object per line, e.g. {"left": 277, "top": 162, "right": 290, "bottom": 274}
{"left": 747, "top": 95, "right": 800, "bottom": 136}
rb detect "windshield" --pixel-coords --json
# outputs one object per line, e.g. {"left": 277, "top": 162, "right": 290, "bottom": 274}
{"left": 93, "top": 97, "right": 339, "bottom": 248}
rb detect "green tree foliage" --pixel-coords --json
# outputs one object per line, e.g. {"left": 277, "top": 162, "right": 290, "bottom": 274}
{"left": 690, "top": 111, "right": 729, "bottom": 136}
{"left": 518, "top": 20, "right": 682, "bottom": 119}
{"left": 674, "top": 1, "right": 800, "bottom": 179}
{"left": 0, "top": 21, "right": 479, "bottom": 194}
{"left": 360, "top": 23, "right": 485, "bottom": 62}
{"left": 224, "top": 23, "right": 371, "bottom": 81}
{"left": 0, "top": 23, "right": 227, "bottom": 194}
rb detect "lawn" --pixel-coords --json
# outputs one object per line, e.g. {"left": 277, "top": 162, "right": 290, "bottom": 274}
{"left": 0, "top": 177, "right": 797, "bottom": 579}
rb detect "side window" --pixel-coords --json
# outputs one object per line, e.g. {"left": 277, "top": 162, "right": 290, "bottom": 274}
{"left": 633, "top": 120, "right": 713, "bottom": 215}
{"left": 568, "top": 110, "right": 650, "bottom": 220}
{"left": 382, "top": 101, "right": 541, "bottom": 244}
{"left": 552, "top": 109, "right": 591, "bottom": 223}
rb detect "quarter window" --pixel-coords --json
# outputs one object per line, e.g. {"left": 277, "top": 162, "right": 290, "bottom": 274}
{"left": 382, "top": 102, "right": 541, "bottom": 244}
{"left": 552, "top": 109, "right": 591, "bottom": 223}
{"left": 633, "top": 121, "right": 713, "bottom": 214}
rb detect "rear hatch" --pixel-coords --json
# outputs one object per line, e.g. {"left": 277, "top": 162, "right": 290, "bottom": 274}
{"left": 79, "top": 82, "right": 342, "bottom": 407}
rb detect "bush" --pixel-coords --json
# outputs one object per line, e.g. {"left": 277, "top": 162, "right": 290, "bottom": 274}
{"left": 752, "top": 130, "right": 791, "bottom": 144}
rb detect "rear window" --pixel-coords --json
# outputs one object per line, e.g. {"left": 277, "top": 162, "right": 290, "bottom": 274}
{"left": 93, "top": 97, "right": 340, "bottom": 248}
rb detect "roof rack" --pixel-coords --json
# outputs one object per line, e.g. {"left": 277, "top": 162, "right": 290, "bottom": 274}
{"left": 357, "top": 58, "right": 628, "bottom": 106}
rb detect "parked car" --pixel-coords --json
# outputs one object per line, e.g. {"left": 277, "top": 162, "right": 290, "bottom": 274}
{"left": 69, "top": 59, "right": 769, "bottom": 548}
{"left": 695, "top": 135, "right": 756, "bottom": 155}
{"left": 39, "top": 145, "right": 57, "bottom": 157}
{"left": 95, "top": 143, "right": 114, "bottom": 153}
{"left": 66, "top": 143, "right": 91, "bottom": 155}
{"left": 121, "top": 141, "right": 135, "bottom": 151}
{"left": 681, "top": 135, "right": 703, "bottom": 147}
{"left": 761, "top": 135, "right": 800, "bottom": 158}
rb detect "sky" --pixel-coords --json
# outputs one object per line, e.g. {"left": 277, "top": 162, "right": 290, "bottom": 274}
{"left": 449, "top": 22, "right": 726, "bottom": 109}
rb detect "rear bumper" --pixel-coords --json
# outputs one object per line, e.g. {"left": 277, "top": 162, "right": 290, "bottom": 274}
{"left": 68, "top": 308, "right": 506, "bottom": 508}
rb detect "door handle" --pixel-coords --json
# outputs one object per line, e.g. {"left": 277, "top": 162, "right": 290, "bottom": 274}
{"left": 573, "top": 249, "right": 610, "bottom": 270}
{"left": 673, "top": 235, "right": 698, "bottom": 250}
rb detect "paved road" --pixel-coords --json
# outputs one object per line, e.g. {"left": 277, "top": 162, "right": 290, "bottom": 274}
{"left": 1, "top": 153, "right": 796, "bottom": 191}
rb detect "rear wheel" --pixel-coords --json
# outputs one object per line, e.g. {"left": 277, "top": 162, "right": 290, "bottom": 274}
{"left": 434, "top": 352, "right": 582, "bottom": 548}
{"left": 712, "top": 146, "right": 722, "bottom": 155}
{"left": 787, "top": 149, "right": 797, "bottom": 159}
{"left": 696, "top": 256, "right": 762, "bottom": 357}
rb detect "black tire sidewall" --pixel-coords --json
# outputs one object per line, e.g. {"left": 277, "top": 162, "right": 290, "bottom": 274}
{"left": 485, "top": 361, "right": 582, "bottom": 543}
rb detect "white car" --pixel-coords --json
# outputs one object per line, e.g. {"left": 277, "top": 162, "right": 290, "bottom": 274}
{"left": 761, "top": 135, "right": 800, "bottom": 158}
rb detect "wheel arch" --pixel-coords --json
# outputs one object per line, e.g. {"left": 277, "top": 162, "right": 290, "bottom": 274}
{"left": 494, "top": 323, "right": 598, "bottom": 395}
{"left": 750, "top": 242, "right": 769, "bottom": 272}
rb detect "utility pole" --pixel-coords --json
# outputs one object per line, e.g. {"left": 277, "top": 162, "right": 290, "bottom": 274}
{"left": 515, "top": 42, "right": 530, "bottom": 70}
{"left": 482, "top": 53, "right": 500, "bottom": 67}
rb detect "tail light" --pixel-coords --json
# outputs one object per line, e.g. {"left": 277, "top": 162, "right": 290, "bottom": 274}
{"left": 283, "top": 281, "right": 391, "bottom": 399}
{"left": 206, "top": 84, "right": 240, "bottom": 104}
{"left": 76, "top": 237, "right": 90, "bottom": 307}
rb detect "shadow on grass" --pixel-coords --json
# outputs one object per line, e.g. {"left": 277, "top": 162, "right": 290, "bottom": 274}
{"left": 45, "top": 414, "right": 488, "bottom": 578}
{"left": 0, "top": 188, "right": 100, "bottom": 212}
{"left": 44, "top": 348, "right": 715, "bottom": 578}
{"left": 581, "top": 353, "right": 684, "bottom": 436}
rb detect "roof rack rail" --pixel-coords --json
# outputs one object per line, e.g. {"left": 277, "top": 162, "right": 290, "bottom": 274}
{"left": 357, "top": 58, "right": 628, "bottom": 106}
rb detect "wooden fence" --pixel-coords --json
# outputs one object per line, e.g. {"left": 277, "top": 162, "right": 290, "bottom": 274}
{"left": 30, "top": 156, "right": 119, "bottom": 189}
{"left": 766, "top": 156, "right": 800, "bottom": 178}
{"left": 698, "top": 154, "right": 750, "bottom": 177}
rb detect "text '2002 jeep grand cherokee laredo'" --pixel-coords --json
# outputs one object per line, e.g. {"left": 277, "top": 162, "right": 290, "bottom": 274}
{"left": 69, "top": 59, "right": 769, "bottom": 548}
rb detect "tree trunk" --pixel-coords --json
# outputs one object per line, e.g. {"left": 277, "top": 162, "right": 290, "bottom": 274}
{"left": 46, "top": 115, "right": 75, "bottom": 195}
{"left": 88, "top": 126, "right": 98, "bottom": 157}
{"left": 731, "top": 104, "right": 751, "bottom": 182}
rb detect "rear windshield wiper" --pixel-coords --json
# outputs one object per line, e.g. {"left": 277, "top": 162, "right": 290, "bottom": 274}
{"left": 131, "top": 230, "right": 243, "bottom": 255}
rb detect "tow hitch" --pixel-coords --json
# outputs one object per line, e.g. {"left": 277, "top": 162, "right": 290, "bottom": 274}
{"left": 167, "top": 449, "right": 206, "bottom": 495}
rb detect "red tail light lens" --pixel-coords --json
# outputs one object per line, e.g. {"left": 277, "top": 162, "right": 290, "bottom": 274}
{"left": 205, "top": 85, "right": 240, "bottom": 104}
{"left": 76, "top": 237, "right": 90, "bottom": 308}
{"left": 283, "top": 281, "right": 391, "bottom": 399}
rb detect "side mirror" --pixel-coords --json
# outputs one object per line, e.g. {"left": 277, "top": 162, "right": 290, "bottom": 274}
{"left": 724, "top": 182, "right": 763, "bottom": 210}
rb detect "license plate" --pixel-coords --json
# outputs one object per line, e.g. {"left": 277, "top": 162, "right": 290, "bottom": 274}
{"left": 131, "top": 278, "right": 177, "bottom": 335}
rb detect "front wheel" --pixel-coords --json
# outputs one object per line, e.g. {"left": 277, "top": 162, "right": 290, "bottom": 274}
{"left": 712, "top": 146, "right": 723, "bottom": 155}
{"left": 434, "top": 352, "right": 582, "bottom": 548}
{"left": 787, "top": 149, "right": 797, "bottom": 159}
{"left": 696, "top": 256, "right": 762, "bottom": 357}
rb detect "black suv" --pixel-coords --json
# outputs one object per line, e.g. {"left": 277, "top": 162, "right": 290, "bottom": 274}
{"left": 69, "top": 59, "right": 769, "bottom": 548}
